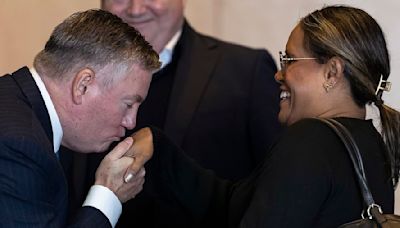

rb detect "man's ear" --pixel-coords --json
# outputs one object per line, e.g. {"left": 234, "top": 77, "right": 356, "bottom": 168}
{"left": 71, "top": 68, "right": 95, "bottom": 105}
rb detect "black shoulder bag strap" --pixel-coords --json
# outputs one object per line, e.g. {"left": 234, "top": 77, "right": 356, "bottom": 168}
{"left": 317, "top": 118, "right": 400, "bottom": 228}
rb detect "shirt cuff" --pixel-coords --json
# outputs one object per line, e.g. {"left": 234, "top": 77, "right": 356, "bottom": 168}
{"left": 82, "top": 185, "right": 122, "bottom": 227}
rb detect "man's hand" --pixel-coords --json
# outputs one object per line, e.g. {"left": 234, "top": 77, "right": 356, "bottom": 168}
{"left": 123, "top": 127, "right": 154, "bottom": 183}
{"left": 94, "top": 137, "right": 146, "bottom": 203}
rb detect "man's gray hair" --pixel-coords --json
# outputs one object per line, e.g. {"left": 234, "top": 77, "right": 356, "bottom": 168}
{"left": 34, "top": 9, "right": 160, "bottom": 83}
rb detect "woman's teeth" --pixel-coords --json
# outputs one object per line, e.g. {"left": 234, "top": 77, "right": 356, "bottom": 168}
{"left": 280, "top": 91, "right": 291, "bottom": 100}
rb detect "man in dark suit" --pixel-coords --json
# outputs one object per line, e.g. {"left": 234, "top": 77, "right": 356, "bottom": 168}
{"left": 66, "top": 0, "right": 282, "bottom": 227}
{"left": 0, "top": 9, "right": 160, "bottom": 227}
{"left": 101, "top": 0, "right": 281, "bottom": 180}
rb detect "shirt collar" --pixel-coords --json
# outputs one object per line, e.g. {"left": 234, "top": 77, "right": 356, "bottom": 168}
{"left": 158, "top": 29, "right": 182, "bottom": 69}
{"left": 30, "top": 68, "right": 63, "bottom": 153}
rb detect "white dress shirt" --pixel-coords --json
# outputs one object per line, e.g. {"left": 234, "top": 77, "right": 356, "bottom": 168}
{"left": 158, "top": 29, "right": 182, "bottom": 70}
{"left": 30, "top": 68, "right": 121, "bottom": 227}
{"left": 30, "top": 68, "right": 63, "bottom": 153}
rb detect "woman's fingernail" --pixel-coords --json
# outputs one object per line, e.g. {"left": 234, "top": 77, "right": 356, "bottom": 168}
{"left": 124, "top": 173, "right": 133, "bottom": 183}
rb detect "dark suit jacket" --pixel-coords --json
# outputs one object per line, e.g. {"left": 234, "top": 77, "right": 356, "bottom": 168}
{"left": 0, "top": 67, "right": 111, "bottom": 227}
{"left": 65, "top": 21, "right": 282, "bottom": 227}
{"left": 157, "top": 21, "right": 281, "bottom": 179}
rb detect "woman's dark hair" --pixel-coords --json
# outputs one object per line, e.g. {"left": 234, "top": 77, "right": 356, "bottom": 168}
{"left": 300, "top": 5, "right": 400, "bottom": 186}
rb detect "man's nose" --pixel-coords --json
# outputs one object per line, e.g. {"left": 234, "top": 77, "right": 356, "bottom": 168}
{"left": 122, "top": 114, "right": 136, "bottom": 130}
{"left": 126, "top": 0, "right": 146, "bottom": 16}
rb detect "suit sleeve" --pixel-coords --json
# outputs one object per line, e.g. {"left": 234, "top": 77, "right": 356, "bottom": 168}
{"left": 68, "top": 207, "right": 111, "bottom": 228}
{"left": 0, "top": 137, "right": 111, "bottom": 228}
{"left": 248, "top": 50, "right": 282, "bottom": 162}
{"left": 0, "top": 137, "right": 64, "bottom": 227}
{"left": 147, "top": 126, "right": 234, "bottom": 227}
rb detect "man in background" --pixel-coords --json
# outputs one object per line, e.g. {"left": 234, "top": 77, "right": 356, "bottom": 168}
{"left": 67, "top": 0, "right": 282, "bottom": 227}
{"left": 0, "top": 9, "right": 160, "bottom": 227}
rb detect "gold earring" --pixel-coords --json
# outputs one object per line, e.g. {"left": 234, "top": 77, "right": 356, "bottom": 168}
{"left": 323, "top": 82, "right": 334, "bottom": 92}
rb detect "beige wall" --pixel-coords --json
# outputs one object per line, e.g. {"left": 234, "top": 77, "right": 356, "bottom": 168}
{"left": 0, "top": 0, "right": 98, "bottom": 74}
{"left": 1, "top": 0, "right": 400, "bottom": 213}
{"left": 4, "top": 0, "right": 397, "bottom": 106}
{"left": 185, "top": 0, "right": 400, "bottom": 111}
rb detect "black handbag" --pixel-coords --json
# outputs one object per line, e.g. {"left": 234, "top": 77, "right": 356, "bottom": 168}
{"left": 317, "top": 118, "right": 400, "bottom": 228}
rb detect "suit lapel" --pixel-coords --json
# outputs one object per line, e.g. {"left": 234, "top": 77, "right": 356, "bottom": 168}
{"left": 11, "top": 67, "right": 54, "bottom": 145}
{"left": 164, "top": 23, "right": 220, "bottom": 145}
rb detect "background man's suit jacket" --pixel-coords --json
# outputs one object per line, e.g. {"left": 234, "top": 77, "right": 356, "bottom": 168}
{"left": 65, "top": 21, "right": 282, "bottom": 227}
{"left": 153, "top": 22, "right": 281, "bottom": 179}
{"left": 0, "top": 67, "right": 111, "bottom": 227}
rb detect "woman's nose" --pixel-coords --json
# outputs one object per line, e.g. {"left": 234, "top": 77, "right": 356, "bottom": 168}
{"left": 274, "top": 70, "right": 284, "bottom": 84}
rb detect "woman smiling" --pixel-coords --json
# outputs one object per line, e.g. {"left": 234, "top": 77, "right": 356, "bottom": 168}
{"left": 129, "top": 5, "right": 400, "bottom": 228}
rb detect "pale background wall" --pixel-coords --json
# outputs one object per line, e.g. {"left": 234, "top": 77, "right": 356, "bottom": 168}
{"left": 1, "top": 0, "right": 399, "bottom": 212}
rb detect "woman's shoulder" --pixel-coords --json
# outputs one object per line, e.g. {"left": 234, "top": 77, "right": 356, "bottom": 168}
{"left": 273, "top": 118, "right": 378, "bottom": 160}
{"left": 282, "top": 117, "right": 374, "bottom": 141}
{"left": 273, "top": 118, "right": 369, "bottom": 158}
{"left": 280, "top": 118, "right": 337, "bottom": 144}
